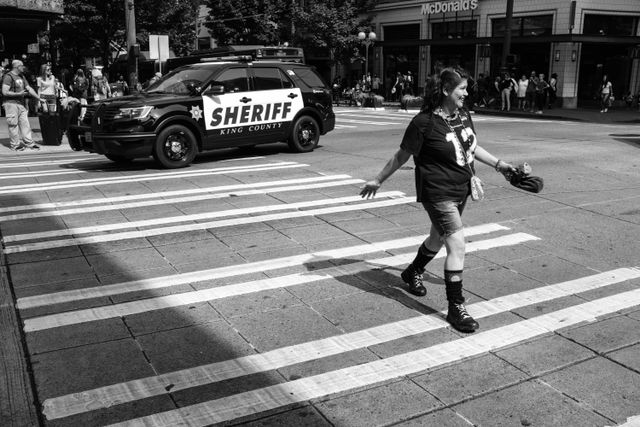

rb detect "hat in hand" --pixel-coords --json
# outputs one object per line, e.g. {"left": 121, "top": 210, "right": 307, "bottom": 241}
{"left": 509, "top": 162, "right": 544, "bottom": 193}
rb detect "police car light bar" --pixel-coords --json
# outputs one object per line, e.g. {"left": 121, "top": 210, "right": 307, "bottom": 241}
{"left": 200, "top": 55, "right": 253, "bottom": 63}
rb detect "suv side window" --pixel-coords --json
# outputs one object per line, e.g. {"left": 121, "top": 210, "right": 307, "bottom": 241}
{"left": 253, "top": 67, "right": 294, "bottom": 90}
{"left": 213, "top": 68, "right": 249, "bottom": 93}
{"left": 292, "top": 67, "right": 327, "bottom": 88}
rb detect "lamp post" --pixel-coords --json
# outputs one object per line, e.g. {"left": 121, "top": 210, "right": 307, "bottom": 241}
{"left": 358, "top": 31, "right": 377, "bottom": 78}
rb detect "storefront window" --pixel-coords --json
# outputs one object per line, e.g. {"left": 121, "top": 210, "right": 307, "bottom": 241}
{"left": 432, "top": 20, "right": 477, "bottom": 39}
{"left": 583, "top": 14, "right": 638, "bottom": 36}
{"left": 492, "top": 14, "right": 553, "bottom": 37}
{"left": 382, "top": 24, "right": 420, "bottom": 97}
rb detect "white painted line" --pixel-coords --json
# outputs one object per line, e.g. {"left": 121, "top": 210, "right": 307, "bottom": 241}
{"left": 41, "top": 267, "right": 640, "bottom": 420}
{"left": 0, "top": 175, "right": 353, "bottom": 214}
{"left": 0, "top": 155, "right": 98, "bottom": 165}
{"left": 0, "top": 169, "right": 88, "bottom": 179}
{"left": 18, "top": 223, "right": 508, "bottom": 309}
{"left": 4, "top": 191, "right": 402, "bottom": 243}
{"left": 0, "top": 162, "right": 306, "bottom": 195}
{"left": 0, "top": 178, "right": 364, "bottom": 222}
{"left": 104, "top": 278, "right": 640, "bottom": 427}
{"left": 4, "top": 194, "right": 412, "bottom": 254}
{"left": 338, "top": 119, "right": 401, "bottom": 125}
{"left": 22, "top": 232, "right": 538, "bottom": 332}
{"left": 338, "top": 112, "right": 413, "bottom": 119}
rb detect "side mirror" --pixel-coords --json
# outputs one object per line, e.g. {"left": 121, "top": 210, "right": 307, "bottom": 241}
{"left": 205, "top": 85, "right": 225, "bottom": 95}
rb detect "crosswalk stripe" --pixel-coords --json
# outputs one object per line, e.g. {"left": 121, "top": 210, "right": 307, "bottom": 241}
{"left": 5, "top": 191, "right": 397, "bottom": 242}
{"left": 41, "top": 267, "right": 640, "bottom": 421}
{"left": 105, "top": 280, "right": 640, "bottom": 427}
{"left": 17, "top": 223, "right": 508, "bottom": 309}
{"left": 0, "top": 174, "right": 353, "bottom": 214}
{"left": 0, "top": 178, "right": 364, "bottom": 222}
{"left": 0, "top": 162, "right": 306, "bottom": 195}
{"left": 22, "top": 232, "right": 538, "bottom": 332}
{"left": 3, "top": 194, "right": 412, "bottom": 254}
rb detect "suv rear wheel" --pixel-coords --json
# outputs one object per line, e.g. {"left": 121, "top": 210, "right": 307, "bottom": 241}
{"left": 153, "top": 124, "right": 198, "bottom": 168}
{"left": 288, "top": 115, "right": 319, "bottom": 153}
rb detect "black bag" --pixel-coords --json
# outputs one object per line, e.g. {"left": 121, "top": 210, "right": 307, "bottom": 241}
{"left": 38, "top": 113, "right": 62, "bottom": 145}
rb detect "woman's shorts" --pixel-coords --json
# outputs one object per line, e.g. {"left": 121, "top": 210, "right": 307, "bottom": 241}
{"left": 422, "top": 198, "right": 467, "bottom": 238}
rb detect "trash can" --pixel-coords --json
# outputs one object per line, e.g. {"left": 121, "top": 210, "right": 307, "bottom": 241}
{"left": 38, "top": 112, "right": 62, "bottom": 145}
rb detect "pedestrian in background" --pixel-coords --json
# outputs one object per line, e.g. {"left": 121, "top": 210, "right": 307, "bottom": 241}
{"left": 1, "top": 59, "right": 44, "bottom": 151}
{"left": 500, "top": 72, "right": 514, "bottom": 111}
{"left": 113, "top": 74, "right": 129, "bottom": 97}
{"left": 599, "top": 74, "right": 613, "bottom": 113}
{"left": 92, "top": 69, "right": 111, "bottom": 101}
{"left": 37, "top": 63, "right": 58, "bottom": 113}
{"left": 71, "top": 69, "right": 88, "bottom": 120}
{"left": 548, "top": 72, "right": 558, "bottom": 109}
{"left": 535, "top": 73, "right": 549, "bottom": 114}
{"left": 526, "top": 71, "right": 537, "bottom": 112}
{"left": 360, "top": 66, "right": 516, "bottom": 333}
{"left": 517, "top": 74, "right": 528, "bottom": 110}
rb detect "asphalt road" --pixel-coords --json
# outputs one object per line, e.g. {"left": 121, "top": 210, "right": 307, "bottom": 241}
{"left": 1, "top": 108, "right": 639, "bottom": 427}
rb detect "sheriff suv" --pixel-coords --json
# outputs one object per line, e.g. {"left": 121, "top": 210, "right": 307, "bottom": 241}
{"left": 68, "top": 57, "right": 335, "bottom": 168}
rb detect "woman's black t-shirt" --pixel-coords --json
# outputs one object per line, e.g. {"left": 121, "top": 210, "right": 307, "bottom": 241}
{"left": 400, "top": 110, "right": 477, "bottom": 202}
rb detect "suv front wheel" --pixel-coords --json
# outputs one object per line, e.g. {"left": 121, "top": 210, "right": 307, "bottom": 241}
{"left": 153, "top": 124, "right": 198, "bottom": 168}
{"left": 288, "top": 115, "right": 319, "bottom": 153}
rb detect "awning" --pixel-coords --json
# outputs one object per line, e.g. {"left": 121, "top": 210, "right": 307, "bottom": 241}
{"left": 378, "top": 34, "right": 640, "bottom": 47}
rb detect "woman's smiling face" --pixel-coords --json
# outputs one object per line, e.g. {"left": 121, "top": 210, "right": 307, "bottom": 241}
{"left": 444, "top": 79, "right": 468, "bottom": 110}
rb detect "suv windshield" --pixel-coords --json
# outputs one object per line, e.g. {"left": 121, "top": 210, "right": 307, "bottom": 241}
{"left": 147, "top": 67, "right": 213, "bottom": 95}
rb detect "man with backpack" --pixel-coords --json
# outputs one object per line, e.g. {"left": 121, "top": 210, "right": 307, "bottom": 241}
{"left": 1, "top": 60, "right": 45, "bottom": 151}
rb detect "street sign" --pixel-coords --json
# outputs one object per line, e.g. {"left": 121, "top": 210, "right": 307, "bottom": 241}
{"left": 149, "top": 34, "right": 169, "bottom": 61}
{"left": 27, "top": 43, "right": 39, "bottom": 54}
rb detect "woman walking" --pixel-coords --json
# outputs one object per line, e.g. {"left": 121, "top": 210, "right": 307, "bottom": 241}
{"left": 360, "top": 67, "right": 515, "bottom": 332}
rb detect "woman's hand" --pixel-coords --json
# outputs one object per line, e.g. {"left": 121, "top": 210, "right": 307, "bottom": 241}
{"left": 495, "top": 160, "right": 517, "bottom": 180}
{"left": 360, "top": 179, "right": 381, "bottom": 199}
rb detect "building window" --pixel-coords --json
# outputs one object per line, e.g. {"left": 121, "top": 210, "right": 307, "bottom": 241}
{"left": 383, "top": 23, "right": 420, "bottom": 40}
{"left": 583, "top": 14, "right": 638, "bottom": 36}
{"left": 432, "top": 20, "right": 477, "bottom": 39}
{"left": 492, "top": 14, "right": 553, "bottom": 37}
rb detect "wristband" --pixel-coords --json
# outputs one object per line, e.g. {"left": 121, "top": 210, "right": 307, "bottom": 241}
{"left": 494, "top": 159, "right": 502, "bottom": 172}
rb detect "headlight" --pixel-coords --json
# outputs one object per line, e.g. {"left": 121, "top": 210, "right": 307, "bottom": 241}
{"left": 113, "top": 106, "right": 154, "bottom": 120}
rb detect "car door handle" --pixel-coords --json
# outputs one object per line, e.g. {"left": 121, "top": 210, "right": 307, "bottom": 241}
{"left": 240, "top": 97, "right": 252, "bottom": 103}
{"left": 288, "top": 93, "right": 298, "bottom": 99}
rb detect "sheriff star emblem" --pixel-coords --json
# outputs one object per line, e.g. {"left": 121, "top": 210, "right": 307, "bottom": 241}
{"left": 190, "top": 105, "right": 203, "bottom": 121}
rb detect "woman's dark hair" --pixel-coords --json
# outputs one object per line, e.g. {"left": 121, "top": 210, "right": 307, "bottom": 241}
{"left": 75, "top": 69, "right": 85, "bottom": 78}
{"left": 421, "top": 66, "right": 470, "bottom": 113}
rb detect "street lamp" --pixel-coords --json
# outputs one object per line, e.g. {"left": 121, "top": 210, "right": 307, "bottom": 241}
{"left": 358, "top": 31, "right": 377, "bottom": 77}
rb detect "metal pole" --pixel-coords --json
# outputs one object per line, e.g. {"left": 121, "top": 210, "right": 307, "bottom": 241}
{"left": 501, "top": 0, "right": 514, "bottom": 72}
{"left": 125, "top": 0, "right": 137, "bottom": 88}
{"left": 365, "top": 42, "right": 369, "bottom": 77}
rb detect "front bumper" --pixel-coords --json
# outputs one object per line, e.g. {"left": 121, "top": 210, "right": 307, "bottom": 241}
{"left": 68, "top": 125, "right": 156, "bottom": 158}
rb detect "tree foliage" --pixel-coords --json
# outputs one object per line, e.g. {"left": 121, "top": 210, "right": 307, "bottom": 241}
{"left": 204, "top": 0, "right": 375, "bottom": 65}
{"left": 51, "top": 0, "right": 199, "bottom": 73}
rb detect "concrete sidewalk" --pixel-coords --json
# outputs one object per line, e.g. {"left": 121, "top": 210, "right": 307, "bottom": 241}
{"left": 0, "top": 116, "right": 72, "bottom": 154}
